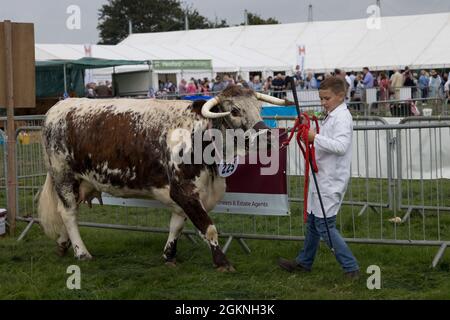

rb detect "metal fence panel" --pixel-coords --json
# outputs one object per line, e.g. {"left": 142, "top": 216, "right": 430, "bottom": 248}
{"left": 5, "top": 115, "right": 450, "bottom": 267}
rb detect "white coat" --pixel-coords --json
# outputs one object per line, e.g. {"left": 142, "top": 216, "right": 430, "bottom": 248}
{"left": 307, "top": 102, "right": 353, "bottom": 218}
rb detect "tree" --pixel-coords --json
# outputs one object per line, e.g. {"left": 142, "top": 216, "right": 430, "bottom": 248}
{"left": 97, "top": 0, "right": 228, "bottom": 44}
{"left": 241, "top": 12, "right": 280, "bottom": 25}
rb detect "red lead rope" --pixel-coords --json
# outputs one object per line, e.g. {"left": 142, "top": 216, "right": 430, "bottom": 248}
{"left": 281, "top": 113, "right": 319, "bottom": 223}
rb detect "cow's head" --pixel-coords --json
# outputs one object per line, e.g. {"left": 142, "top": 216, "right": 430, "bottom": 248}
{"left": 201, "top": 85, "right": 287, "bottom": 157}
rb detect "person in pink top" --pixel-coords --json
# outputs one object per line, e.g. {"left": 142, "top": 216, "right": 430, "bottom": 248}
{"left": 378, "top": 72, "right": 391, "bottom": 115}
{"left": 199, "top": 80, "right": 210, "bottom": 95}
{"left": 186, "top": 80, "right": 198, "bottom": 94}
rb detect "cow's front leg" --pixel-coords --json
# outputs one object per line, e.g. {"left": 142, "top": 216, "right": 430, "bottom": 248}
{"left": 202, "top": 224, "right": 235, "bottom": 272}
{"left": 170, "top": 182, "right": 235, "bottom": 272}
{"left": 163, "top": 211, "right": 186, "bottom": 266}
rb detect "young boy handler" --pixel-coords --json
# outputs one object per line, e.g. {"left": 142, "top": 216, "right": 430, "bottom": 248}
{"left": 278, "top": 76, "right": 360, "bottom": 279}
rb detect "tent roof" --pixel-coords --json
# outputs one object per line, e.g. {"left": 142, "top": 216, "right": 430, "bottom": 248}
{"left": 36, "top": 57, "right": 149, "bottom": 70}
{"left": 35, "top": 12, "right": 450, "bottom": 73}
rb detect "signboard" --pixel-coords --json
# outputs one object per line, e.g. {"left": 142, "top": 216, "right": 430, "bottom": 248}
{"left": 0, "top": 22, "right": 35, "bottom": 108}
{"left": 94, "top": 130, "right": 289, "bottom": 216}
{"left": 296, "top": 44, "right": 306, "bottom": 79}
{"left": 152, "top": 59, "right": 212, "bottom": 70}
{"left": 213, "top": 131, "right": 288, "bottom": 215}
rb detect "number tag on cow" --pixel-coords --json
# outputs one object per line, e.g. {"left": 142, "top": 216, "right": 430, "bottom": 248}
{"left": 218, "top": 156, "right": 239, "bottom": 177}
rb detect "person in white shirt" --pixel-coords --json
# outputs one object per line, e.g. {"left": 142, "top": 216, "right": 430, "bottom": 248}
{"left": 278, "top": 76, "right": 359, "bottom": 279}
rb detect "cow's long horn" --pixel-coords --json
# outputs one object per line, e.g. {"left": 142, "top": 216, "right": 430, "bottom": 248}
{"left": 255, "top": 92, "right": 287, "bottom": 106}
{"left": 201, "top": 97, "right": 230, "bottom": 119}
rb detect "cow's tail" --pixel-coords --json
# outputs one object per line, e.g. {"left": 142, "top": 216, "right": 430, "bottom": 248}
{"left": 37, "top": 173, "right": 65, "bottom": 239}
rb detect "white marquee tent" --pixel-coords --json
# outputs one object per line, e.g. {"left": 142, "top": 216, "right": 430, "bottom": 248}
{"left": 35, "top": 12, "right": 450, "bottom": 78}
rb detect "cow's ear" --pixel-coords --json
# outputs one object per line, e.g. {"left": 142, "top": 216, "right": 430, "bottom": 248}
{"left": 191, "top": 99, "right": 220, "bottom": 116}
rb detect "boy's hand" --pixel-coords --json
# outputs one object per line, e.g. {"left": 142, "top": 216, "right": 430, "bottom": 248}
{"left": 308, "top": 129, "right": 316, "bottom": 142}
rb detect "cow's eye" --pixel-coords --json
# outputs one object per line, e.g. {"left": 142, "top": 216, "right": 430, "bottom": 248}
{"left": 231, "top": 108, "right": 241, "bottom": 117}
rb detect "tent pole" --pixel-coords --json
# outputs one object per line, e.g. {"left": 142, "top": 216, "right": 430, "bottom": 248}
{"left": 112, "top": 66, "right": 116, "bottom": 96}
{"left": 63, "top": 64, "right": 68, "bottom": 97}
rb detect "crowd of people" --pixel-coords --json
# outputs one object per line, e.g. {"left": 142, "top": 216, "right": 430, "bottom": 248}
{"left": 87, "top": 66, "right": 450, "bottom": 109}
{"left": 153, "top": 66, "right": 449, "bottom": 103}
{"left": 85, "top": 80, "right": 113, "bottom": 98}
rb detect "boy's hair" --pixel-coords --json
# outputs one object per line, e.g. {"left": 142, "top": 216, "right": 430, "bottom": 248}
{"left": 319, "top": 76, "right": 347, "bottom": 95}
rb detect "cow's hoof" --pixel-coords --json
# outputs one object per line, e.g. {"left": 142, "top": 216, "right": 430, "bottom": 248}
{"left": 165, "top": 260, "right": 177, "bottom": 268}
{"left": 216, "top": 265, "right": 236, "bottom": 273}
{"left": 56, "top": 241, "right": 71, "bottom": 257}
{"left": 56, "top": 246, "right": 69, "bottom": 257}
{"left": 76, "top": 253, "right": 93, "bottom": 261}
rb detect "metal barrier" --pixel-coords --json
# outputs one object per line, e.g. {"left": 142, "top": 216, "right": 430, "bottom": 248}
{"left": 6, "top": 115, "right": 450, "bottom": 267}
{"left": 129, "top": 87, "right": 448, "bottom": 119}
{"left": 395, "top": 117, "right": 450, "bottom": 226}
{"left": 368, "top": 97, "right": 447, "bottom": 117}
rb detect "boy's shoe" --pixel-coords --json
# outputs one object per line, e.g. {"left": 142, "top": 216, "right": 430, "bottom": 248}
{"left": 344, "top": 270, "right": 360, "bottom": 280}
{"left": 278, "top": 258, "right": 311, "bottom": 273}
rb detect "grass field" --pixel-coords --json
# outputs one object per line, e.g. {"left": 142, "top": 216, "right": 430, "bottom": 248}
{"left": 1, "top": 221, "right": 450, "bottom": 300}
{"left": 1, "top": 142, "right": 450, "bottom": 299}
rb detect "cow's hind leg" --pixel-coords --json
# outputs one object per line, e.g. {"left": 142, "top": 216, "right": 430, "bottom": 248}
{"left": 56, "top": 229, "right": 71, "bottom": 256}
{"left": 163, "top": 211, "right": 186, "bottom": 267}
{"left": 58, "top": 201, "right": 91, "bottom": 260}
{"left": 55, "top": 179, "right": 92, "bottom": 260}
{"left": 170, "top": 183, "right": 234, "bottom": 272}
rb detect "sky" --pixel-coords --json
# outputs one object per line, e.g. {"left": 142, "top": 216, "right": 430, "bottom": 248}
{"left": 1, "top": 0, "right": 449, "bottom": 44}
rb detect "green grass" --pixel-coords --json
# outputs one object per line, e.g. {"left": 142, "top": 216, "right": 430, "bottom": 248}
{"left": 1, "top": 222, "right": 450, "bottom": 299}
{"left": 1, "top": 143, "right": 450, "bottom": 299}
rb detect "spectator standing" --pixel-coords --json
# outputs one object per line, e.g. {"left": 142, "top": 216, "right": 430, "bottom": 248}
{"left": 429, "top": 70, "right": 441, "bottom": 98}
{"left": 85, "top": 83, "right": 96, "bottom": 98}
{"left": 95, "top": 81, "right": 111, "bottom": 97}
{"left": 166, "top": 80, "right": 176, "bottom": 94}
{"left": 249, "top": 75, "right": 263, "bottom": 92}
{"left": 349, "top": 71, "right": 356, "bottom": 90}
{"left": 105, "top": 80, "right": 113, "bottom": 96}
{"left": 444, "top": 77, "right": 450, "bottom": 99}
{"left": 403, "top": 70, "right": 416, "bottom": 97}
{"left": 271, "top": 73, "right": 286, "bottom": 99}
{"left": 379, "top": 72, "right": 390, "bottom": 98}
{"left": 316, "top": 75, "right": 324, "bottom": 88}
{"left": 211, "top": 75, "right": 226, "bottom": 94}
{"left": 186, "top": 80, "right": 198, "bottom": 95}
{"left": 418, "top": 70, "right": 429, "bottom": 99}
{"left": 304, "top": 72, "right": 318, "bottom": 89}
{"left": 147, "top": 87, "right": 156, "bottom": 98}
{"left": 294, "top": 65, "right": 303, "bottom": 81}
{"left": 178, "top": 79, "right": 187, "bottom": 96}
{"left": 351, "top": 73, "right": 365, "bottom": 111}
{"left": 379, "top": 72, "right": 390, "bottom": 115}
{"left": 223, "top": 74, "right": 234, "bottom": 87}
{"left": 362, "top": 67, "right": 374, "bottom": 88}
{"left": 237, "top": 75, "right": 249, "bottom": 88}
{"left": 263, "top": 76, "right": 273, "bottom": 94}
{"left": 344, "top": 72, "right": 352, "bottom": 102}
{"left": 441, "top": 73, "right": 448, "bottom": 98}
{"left": 390, "top": 68, "right": 404, "bottom": 100}
{"left": 199, "top": 80, "right": 210, "bottom": 95}
{"left": 334, "top": 69, "right": 352, "bottom": 102}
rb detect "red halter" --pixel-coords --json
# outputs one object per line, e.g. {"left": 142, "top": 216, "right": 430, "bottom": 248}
{"left": 281, "top": 113, "right": 319, "bottom": 223}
